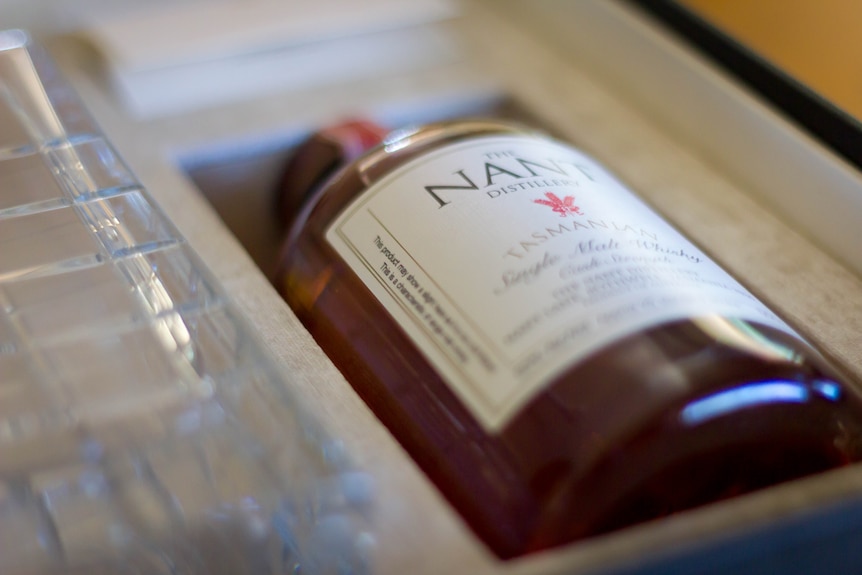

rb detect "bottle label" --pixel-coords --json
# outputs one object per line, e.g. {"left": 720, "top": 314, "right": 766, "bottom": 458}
{"left": 326, "top": 135, "right": 797, "bottom": 431}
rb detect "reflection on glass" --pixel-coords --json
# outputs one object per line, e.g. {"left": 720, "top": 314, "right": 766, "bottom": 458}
{"left": 682, "top": 380, "right": 810, "bottom": 424}
{"left": 681, "top": 378, "right": 842, "bottom": 425}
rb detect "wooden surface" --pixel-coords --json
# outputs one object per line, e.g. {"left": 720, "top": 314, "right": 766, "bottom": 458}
{"left": 45, "top": 1, "right": 862, "bottom": 573}
{"left": 681, "top": 0, "right": 862, "bottom": 120}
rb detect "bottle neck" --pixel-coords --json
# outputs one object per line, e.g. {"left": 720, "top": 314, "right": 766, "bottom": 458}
{"left": 276, "top": 119, "right": 389, "bottom": 229}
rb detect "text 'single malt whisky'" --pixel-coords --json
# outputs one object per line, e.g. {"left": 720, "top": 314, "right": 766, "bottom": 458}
{"left": 274, "top": 119, "right": 862, "bottom": 558}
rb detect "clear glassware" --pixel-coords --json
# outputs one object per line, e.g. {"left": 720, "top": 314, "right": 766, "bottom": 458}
{"left": 0, "top": 29, "right": 373, "bottom": 575}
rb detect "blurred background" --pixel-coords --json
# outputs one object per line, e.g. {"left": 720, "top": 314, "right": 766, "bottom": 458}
{"left": 2, "top": 0, "right": 860, "bottom": 120}
{"left": 681, "top": 0, "right": 862, "bottom": 120}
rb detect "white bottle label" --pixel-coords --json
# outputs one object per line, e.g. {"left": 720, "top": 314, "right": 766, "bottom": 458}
{"left": 326, "top": 135, "right": 796, "bottom": 431}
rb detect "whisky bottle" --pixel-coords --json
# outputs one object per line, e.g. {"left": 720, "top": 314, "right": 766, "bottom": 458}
{"left": 274, "top": 119, "right": 862, "bottom": 558}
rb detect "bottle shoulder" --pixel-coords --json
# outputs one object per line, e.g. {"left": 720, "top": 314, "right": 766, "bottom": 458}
{"left": 353, "top": 119, "right": 543, "bottom": 184}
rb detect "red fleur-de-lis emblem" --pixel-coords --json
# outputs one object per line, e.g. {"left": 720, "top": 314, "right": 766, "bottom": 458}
{"left": 533, "top": 192, "right": 583, "bottom": 217}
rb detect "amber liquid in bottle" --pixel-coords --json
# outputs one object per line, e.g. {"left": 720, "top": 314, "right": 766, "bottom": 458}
{"left": 275, "top": 120, "right": 862, "bottom": 558}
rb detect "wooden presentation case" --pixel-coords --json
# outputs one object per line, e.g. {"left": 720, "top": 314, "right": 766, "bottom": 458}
{"left": 43, "top": 0, "right": 862, "bottom": 573}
